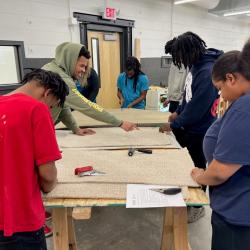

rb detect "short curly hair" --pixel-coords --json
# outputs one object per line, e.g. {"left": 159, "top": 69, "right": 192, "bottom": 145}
{"left": 21, "top": 69, "right": 69, "bottom": 107}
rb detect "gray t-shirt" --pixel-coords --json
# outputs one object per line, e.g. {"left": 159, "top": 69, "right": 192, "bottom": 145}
{"left": 167, "top": 63, "right": 187, "bottom": 102}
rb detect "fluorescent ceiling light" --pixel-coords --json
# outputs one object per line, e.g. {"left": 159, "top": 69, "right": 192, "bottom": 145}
{"left": 174, "top": 0, "right": 199, "bottom": 5}
{"left": 223, "top": 10, "right": 250, "bottom": 17}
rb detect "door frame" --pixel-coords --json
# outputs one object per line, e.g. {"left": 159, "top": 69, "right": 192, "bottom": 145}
{"left": 73, "top": 12, "right": 134, "bottom": 71}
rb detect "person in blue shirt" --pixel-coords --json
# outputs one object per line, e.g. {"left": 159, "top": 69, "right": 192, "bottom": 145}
{"left": 191, "top": 40, "right": 250, "bottom": 250}
{"left": 117, "top": 56, "right": 149, "bottom": 109}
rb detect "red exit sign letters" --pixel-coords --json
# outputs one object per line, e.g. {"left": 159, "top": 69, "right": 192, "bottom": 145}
{"left": 103, "top": 7, "right": 117, "bottom": 20}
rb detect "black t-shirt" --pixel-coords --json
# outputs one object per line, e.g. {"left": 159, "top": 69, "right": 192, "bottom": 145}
{"left": 81, "top": 68, "right": 99, "bottom": 102}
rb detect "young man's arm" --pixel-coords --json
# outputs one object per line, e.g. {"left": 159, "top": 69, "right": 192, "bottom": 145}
{"left": 58, "top": 106, "right": 95, "bottom": 136}
{"left": 33, "top": 103, "right": 61, "bottom": 193}
{"left": 57, "top": 105, "right": 78, "bottom": 132}
{"left": 38, "top": 161, "right": 57, "bottom": 193}
{"left": 66, "top": 87, "right": 137, "bottom": 131}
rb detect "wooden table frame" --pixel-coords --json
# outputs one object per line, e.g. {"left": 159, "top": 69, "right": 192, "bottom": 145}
{"left": 44, "top": 187, "right": 208, "bottom": 250}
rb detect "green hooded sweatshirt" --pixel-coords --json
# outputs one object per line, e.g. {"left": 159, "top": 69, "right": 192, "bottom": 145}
{"left": 42, "top": 42, "right": 122, "bottom": 132}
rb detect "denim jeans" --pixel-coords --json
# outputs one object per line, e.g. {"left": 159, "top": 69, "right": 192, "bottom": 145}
{"left": 0, "top": 227, "right": 47, "bottom": 250}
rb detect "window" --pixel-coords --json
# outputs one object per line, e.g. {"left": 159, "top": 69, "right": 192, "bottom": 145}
{"left": 91, "top": 38, "right": 100, "bottom": 75}
{"left": 0, "top": 46, "right": 21, "bottom": 84}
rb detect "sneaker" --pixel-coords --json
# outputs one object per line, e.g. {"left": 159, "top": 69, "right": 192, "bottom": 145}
{"left": 45, "top": 211, "right": 52, "bottom": 221}
{"left": 43, "top": 224, "right": 53, "bottom": 238}
{"left": 187, "top": 207, "right": 205, "bottom": 223}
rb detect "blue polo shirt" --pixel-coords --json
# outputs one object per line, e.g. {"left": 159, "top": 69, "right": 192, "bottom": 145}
{"left": 117, "top": 72, "right": 149, "bottom": 109}
{"left": 203, "top": 92, "right": 250, "bottom": 226}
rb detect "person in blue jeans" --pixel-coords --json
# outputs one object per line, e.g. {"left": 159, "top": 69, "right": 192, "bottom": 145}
{"left": 191, "top": 40, "right": 250, "bottom": 250}
{"left": 117, "top": 56, "right": 149, "bottom": 109}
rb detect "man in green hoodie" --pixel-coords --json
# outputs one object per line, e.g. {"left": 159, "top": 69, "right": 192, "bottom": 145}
{"left": 42, "top": 42, "right": 137, "bottom": 135}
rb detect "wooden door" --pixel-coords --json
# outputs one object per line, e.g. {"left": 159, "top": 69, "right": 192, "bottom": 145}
{"left": 87, "top": 31, "right": 120, "bottom": 108}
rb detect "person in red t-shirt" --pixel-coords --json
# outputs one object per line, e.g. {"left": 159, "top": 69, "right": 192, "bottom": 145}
{"left": 0, "top": 69, "right": 69, "bottom": 250}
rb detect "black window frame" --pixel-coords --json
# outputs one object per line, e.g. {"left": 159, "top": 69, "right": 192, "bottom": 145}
{"left": 0, "top": 40, "right": 25, "bottom": 92}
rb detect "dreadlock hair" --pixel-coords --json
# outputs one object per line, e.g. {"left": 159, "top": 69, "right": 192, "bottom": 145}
{"left": 125, "top": 56, "right": 144, "bottom": 92}
{"left": 212, "top": 39, "right": 250, "bottom": 83}
{"left": 170, "top": 31, "right": 207, "bottom": 69}
{"left": 164, "top": 38, "right": 176, "bottom": 55}
{"left": 21, "top": 69, "right": 69, "bottom": 107}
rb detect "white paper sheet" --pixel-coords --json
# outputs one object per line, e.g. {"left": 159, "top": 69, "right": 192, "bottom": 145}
{"left": 126, "top": 184, "right": 186, "bottom": 208}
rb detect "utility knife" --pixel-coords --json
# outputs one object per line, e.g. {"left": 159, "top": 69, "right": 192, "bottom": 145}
{"left": 150, "top": 187, "right": 182, "bottom": 195}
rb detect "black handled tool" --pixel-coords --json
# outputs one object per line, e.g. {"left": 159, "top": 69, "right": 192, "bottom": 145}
{"left": 128, "top": 148, "right": 153, "bottom": 156}
{"left": 151, "top": 187, "right": 182, "bottom": 195}
{"left": 137, "top": 149, "right": 152, "bottom": 154}
{"left": 128, "top": 148, "right": 136, "bottom": 156}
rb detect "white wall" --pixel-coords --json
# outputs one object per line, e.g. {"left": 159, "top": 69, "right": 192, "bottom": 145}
{"left": 0, "top": 0, "right": 71, "bottom": 58}
{"left": 172, "top": 4, "right": 250, "bottom": 52}
{"left": 0, "top": 0, "right": 249, "bottom": 58}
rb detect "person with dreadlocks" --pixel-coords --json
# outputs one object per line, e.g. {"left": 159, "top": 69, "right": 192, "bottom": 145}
{"left": 117, "top": 56, "right": 149, "bottom": 109}
{"left": 160, "top": 32, "right": 223, "bottom": 222}
{"left": 0, "top": 69, "right": 68, "bottom": 249}
{"left": 164, "top": 39, "right": 188, "bottom": 113}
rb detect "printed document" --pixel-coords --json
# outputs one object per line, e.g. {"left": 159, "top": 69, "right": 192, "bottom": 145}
{"left": 126, "top": 184, "right": 186, "bottom": 208}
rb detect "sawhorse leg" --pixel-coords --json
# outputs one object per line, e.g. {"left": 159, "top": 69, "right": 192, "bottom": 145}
{"left": 161, "top": 207, "right": 190, "bottom": 250}
{"left": 52, "top": 207, "right": 77, "bottom": 250}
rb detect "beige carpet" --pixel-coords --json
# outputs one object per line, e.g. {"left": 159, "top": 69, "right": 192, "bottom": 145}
{"left": 44, "top": 148, "right": 198, "bottom": 199}
{"left": 44, "top": 183, "right": 127, "bottom": 199}
{"left": 56, "top": 127, "right": 180, "bottom": 149}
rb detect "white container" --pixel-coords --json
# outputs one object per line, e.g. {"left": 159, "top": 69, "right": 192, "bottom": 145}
{"left": 146, "top": 87, "right": 168, "bottom": 111}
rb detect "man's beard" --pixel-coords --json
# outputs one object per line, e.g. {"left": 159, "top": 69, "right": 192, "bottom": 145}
{"left": 75, "top": 72, "right": 84, "bottom": 81}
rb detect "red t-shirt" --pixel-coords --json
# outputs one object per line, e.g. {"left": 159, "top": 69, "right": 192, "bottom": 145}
{"left": 0, "top": 93, "right": 61, "bottom": 236}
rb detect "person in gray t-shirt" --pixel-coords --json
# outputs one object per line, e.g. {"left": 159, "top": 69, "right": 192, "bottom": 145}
{"left": 165, "top": 62, "right": 187, "bottom": 113}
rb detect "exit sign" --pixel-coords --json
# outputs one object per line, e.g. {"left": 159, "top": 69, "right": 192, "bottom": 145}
{"left": 103, "top": 7, "right": 117, "bottom": 20}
